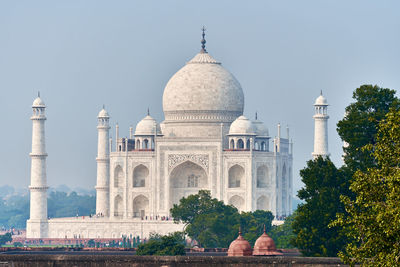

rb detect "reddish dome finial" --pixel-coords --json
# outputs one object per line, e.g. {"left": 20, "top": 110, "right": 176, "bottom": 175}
{"left": 227, "top": 228, "right": 253, "bottom": 256}
{"left": 252, "top": 225, "right": 282, "bottom": 256}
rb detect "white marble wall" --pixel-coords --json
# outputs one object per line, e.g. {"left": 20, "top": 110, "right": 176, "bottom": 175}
{"left": 47, "top": 218, "right": 184, "bottom": 239}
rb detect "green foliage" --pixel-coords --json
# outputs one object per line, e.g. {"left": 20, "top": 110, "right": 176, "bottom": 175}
{"left": 170, "top": 190, "right": 240, "bottom": 248}
{"left": 170, "top": 190, "right": 274, "bottom": 248}
{"left": 136, "top": 232, "right": 185, "bottom": 256}
{"left": 13, "top": 242, "right": 23, "bottom": 247}
{"left": 337, "top": 84, "right": 400, "bottom": 173}
{"left": 333, "top": 109, "right": 400, "bottom": 266}
{"left": 292, "top": 157, "right": 350, "bottom": 256}
{"left": 0, "top": 232, "right": 12, "bottom": 247}
{"left": 87, "top": 239, "right": 95, "bottom": 247}
{"left": 47, "top": 191, "right": 95, "bottom": 218}
{"left": 240, "top": 210, "right": 274, "bottom": 245}
{"left": 0, "top": 194, "right": 29, "bottom": 229}
{"left": 0, "top": 191, "right": 95, "bottom": 229}
{"left": 268, "top": 213, "right": 296, "bottom": 249}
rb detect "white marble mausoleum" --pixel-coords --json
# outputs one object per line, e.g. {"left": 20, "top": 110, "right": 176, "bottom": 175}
{"left": 26, "top": 31, "right": 295, "bottom": 239}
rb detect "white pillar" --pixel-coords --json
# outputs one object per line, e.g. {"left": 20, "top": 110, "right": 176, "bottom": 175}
{"left": 27, "top": 95, "right": 49, "bottom": 238}
{"left": 312, "top": 92, "right": 330, "bottom": 159}
{"left": 96, "top": 108, "right": 110, "bottom": 216}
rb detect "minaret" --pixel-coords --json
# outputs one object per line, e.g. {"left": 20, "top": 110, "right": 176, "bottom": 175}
{"left": 95, "top": 106, "right": 110, "bottom": 216}
{"left": 27, "top": 93, "right": 49, "bottom": 238}
{"left": 312, "top": 92, "right": 330, "bottom": 159}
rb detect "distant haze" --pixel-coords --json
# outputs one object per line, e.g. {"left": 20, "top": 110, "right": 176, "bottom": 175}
{"left": 1, "top": 1, "right": 399, "bottom": 195}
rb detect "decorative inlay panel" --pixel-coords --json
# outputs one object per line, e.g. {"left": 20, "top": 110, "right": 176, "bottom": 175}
{"left": 168, "top": 154, "right": 209, "bottom": 173}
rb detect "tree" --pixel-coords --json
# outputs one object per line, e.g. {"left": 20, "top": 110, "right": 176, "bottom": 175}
{"left": 292, "top": 157, "right": 350, "bottom": 256}
{"left": 87, "top": 239, "right": 95, "bottom": 247}
{"left": 171, "top": 190, "right": 239, "bottom": 248}
{"left": 337, "top": 84, "right": 400, "bottom": 173}
{"left": 240, "top": 210, "right": 274, "bottom": 245}
{"left": 136, "top": 232, "right": 185, "bottom": 256}
{"left": 334, "top": 109, "right": 400, "bottom": 266}
{"left": 269, "top": 212, "right": 296, "bottom": 249}
{"left": 170, "top": 190, "right": 274, "bottom": 248}
{"left": 0, "top": 232, "right": 12, "bottom": 247}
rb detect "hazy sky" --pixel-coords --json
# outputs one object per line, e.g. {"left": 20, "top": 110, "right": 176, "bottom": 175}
{"left": 1, "top": 1, "right": 399, "bottom": 195}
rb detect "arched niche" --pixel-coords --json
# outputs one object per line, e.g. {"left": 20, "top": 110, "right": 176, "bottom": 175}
{"left": 254, "top": 142, "right": 259, "bottom": 150}
{"left": 261, "top": 141, "right": 266, "bottom": 151}
{"left": 114, "top": 195, "right": 123, "bottom": 217}
{"left": 281, "top": 163, "right": 287, "bottom": 215}
{"left": 132, "top": 195, "right": 149, "bottom": 218}
{"left": 228, "top": 195, "right": 245, "bottom": 212}
{"left": 230, "top": 139, "right": 235, "bottom": 149}
{"left": 256, "top": 196, "right": 269, "bottom": 210}
{"left": 257, "top": 165, "right": 269, "bottom": 188}
{"left": 169, "top": 161, "right": 207, "bottom": 208}
{"left": 114, "top": 165, "right": 123, "bottom": 188}
{"left": 136, "top": 139, "right": 140, "bottom": 150}
{"left": 133, "top": 164, "right": 148, "bottom": 187}
{"left": 143, "top": 139, "right": 149, "bottom": 149}
{"left": 237, "top": 139, "right": 244, "bottom": 149}
{"left": 228, "top": 164, "right": 244, "bottom": 188}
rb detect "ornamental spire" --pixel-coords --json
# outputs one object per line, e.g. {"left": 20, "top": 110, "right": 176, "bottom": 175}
{"left": 200, "top": 26, "right": 207, "bottom": 53}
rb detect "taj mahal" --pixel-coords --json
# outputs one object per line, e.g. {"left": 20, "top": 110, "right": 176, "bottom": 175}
{"left": 26, "top": 30, "right": 329, "bottom": 239}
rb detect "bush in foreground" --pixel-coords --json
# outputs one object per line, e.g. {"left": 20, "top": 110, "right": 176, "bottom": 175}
{"left": 136, "top": 232, "right": 185, "bottom": 256}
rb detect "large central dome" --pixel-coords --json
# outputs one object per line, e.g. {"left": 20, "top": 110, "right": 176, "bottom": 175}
{"left": 162, "top": 48, "right": 244, "bottom": 123}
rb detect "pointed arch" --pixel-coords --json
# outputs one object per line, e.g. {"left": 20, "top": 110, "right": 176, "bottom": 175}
{"left": 114, "top": 195, "right": 123, "bottom": 217}
{"left": 114, "top": 165, "right": 123, "bottom": 188}
{"left": 228, "top": 164, "right": 244, "bottom": 188}
{"left": 228, "top": 195, "right": 245, "bottom": 212}
{"left": 133, "top": 164, "right": 148, "bottom": 187}
{"left": 237, "top": 139, "right": 244, "bottom": 149}
{"left": 169, "top": 161, "right": 208, "bottom": 207}
{"left": 257, "top": 165, "right": 269, "bottom": 188}
{"left": 143, "top": 139, "right": 149, "bottom": 149}
{"left": 261, "top": 141, "right": 266, "bottom": 151}
{"left": 230, "top": 139, "right": 235, "bottom": 149}
{"left": 257, "top": 196, "right": 269, "bottom": 210}
{"left": 282, "top": 163, "right": 287, "bottom": 215}
{"left": 132, "top": 195, "right": 149, "bottom": 218}
{"left": 136, "top": 139, "right": 140, "bottom": 150}
{"left": 246, "top": 139, "right": 250, "bottom": 149}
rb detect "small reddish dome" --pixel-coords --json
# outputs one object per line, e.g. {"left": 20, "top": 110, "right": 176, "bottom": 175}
{"left": 227, "top": 231, "right": 252, "bottom": 256}
{"left": 252, "top": 227, "right": 282, "bottom": 256}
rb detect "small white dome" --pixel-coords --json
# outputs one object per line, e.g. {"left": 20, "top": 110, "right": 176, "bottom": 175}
{"left": 32, "top": 97, "right": 45, "bottom": 107}
{"left": 135, "top": 115, "right": 161, "bottom": 135}
{"left": 229, "top": 116, "right": 255, "bottom": 135}
{"left": 98, "top": 108, "right": 109, "bottom": 118}
{"left": 314, "top": 94, "right": 328, "bottom": 105}
{"left": 253, "top": 120, "right": 269, "bottom": 137}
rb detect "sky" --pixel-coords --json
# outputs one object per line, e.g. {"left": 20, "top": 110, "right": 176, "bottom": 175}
{"left": 0, "top": 1, "right": 399, "bottom": 195}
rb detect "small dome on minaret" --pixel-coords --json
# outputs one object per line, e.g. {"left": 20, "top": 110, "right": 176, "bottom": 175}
{"left": 98, "top": 106, "right": 110, "bottom": 118}
{"left": 32, "top": 92, "right": 45, "bottom": 107}
{"left": 227, "top": 229, "right": 253, "bottom": 256}
{"left": 314, "top": 92, "right": 328, "bottom": 106}
{"left": 252, "top": 226, "right": 283, "bottom": 256}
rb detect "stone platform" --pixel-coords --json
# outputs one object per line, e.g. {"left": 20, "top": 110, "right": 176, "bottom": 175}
{"left": 0, "top": 254, "right": 349, "bottom": 267}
